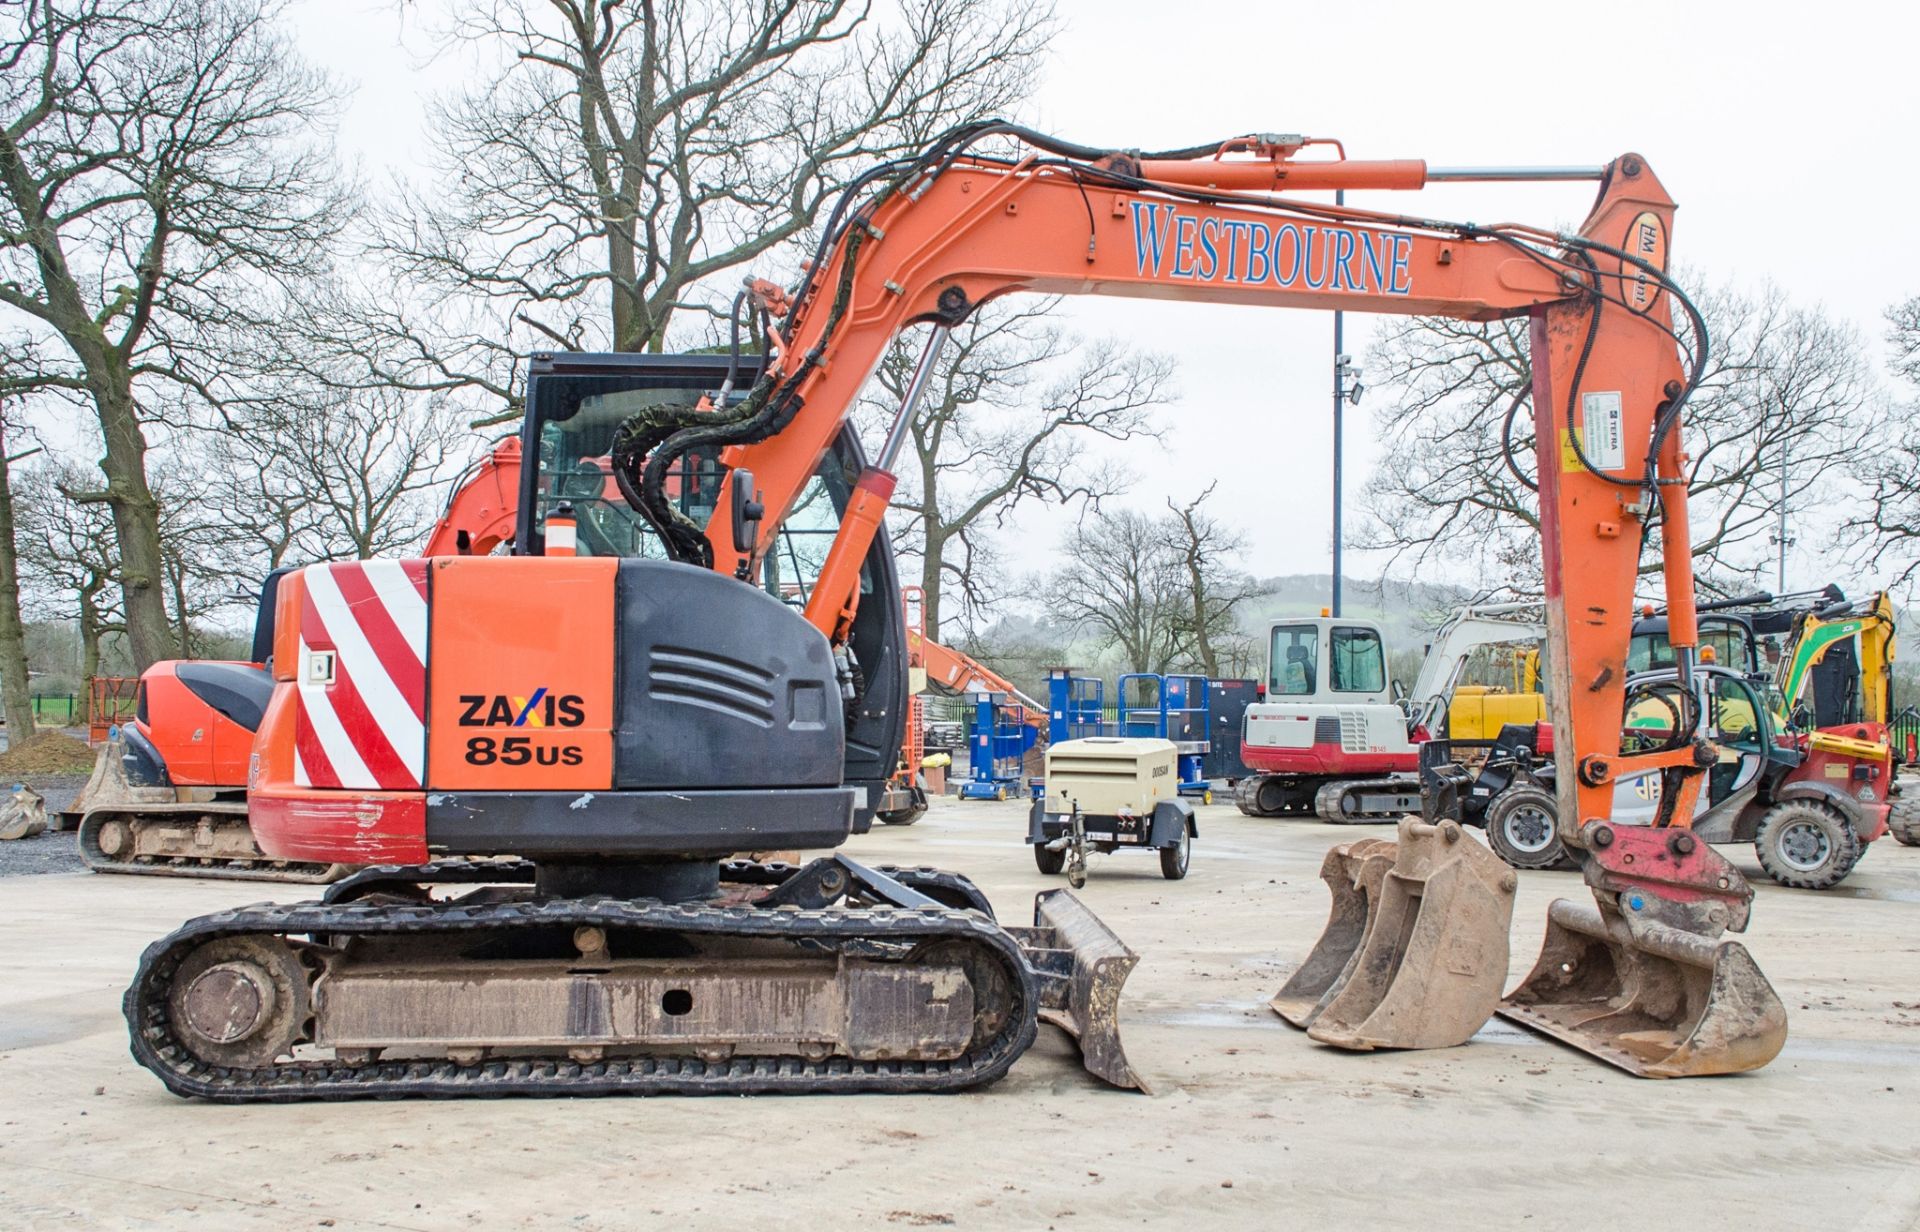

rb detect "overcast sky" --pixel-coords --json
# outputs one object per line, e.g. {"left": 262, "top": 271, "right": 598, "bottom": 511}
{"left": 287, "top": 0, "right": 1920, "bottom": 596}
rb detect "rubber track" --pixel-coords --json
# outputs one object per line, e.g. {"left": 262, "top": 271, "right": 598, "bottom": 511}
{"left": 79, "top": 811, "right": 348, "bottom": 884}
{"left": 1313, "top": 778, "right": 1416, "bottom": 824}
{"left": 125, "top": 894, "right": 1039, "bottom": 1102}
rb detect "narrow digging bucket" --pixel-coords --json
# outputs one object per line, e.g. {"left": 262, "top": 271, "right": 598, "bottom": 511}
{"left": 1497, "top": 833, "right": 1787, "bottom": 1078}
{"left": 1006, "top": 890, "right": 1148, "bottom": 1092}
{"left": 1271, "top": 838, "right": 1395, "bottom": 1028}
{"left": 0, "top": 785, "right": 46, "bottom": 841}
{"left": 1302, "top": 820, "right": 1518, "bottom": 1052}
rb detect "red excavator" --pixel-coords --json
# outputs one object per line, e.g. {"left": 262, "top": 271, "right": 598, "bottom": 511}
{"left": 125, "top": 126, "right": 1784, "bottom": 1101}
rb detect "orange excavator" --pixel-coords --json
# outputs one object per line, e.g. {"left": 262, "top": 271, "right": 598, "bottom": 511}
{"left": 69, "top": 439, "right": 998, "bottom": 861}
{"left": 63, "top": 439, "right": 527, "bottom": 881}
{"left": 125, "top": 125, "right": 1784, "bottom": 1101}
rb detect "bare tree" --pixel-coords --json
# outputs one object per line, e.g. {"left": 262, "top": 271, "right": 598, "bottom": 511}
{"left": 373, "top": 0, "right": 1053, "bottom": 397}
{"left": 1045, "top": 509, "right": 1188, "bottom": 674}
{"left": 1357, "top": 278, "right": 1875, "bottom": 596}
{"left": 0, "top": 0, "right": 348, "bottom": 669}
{"left": 0, "top": 406, "right": 40, "bottom": 735}
{"left": 858, "top": 300, "right": 1175, "bottom": 636}
{"left": 1857, "top": 297, "right": 1920, "bottom": 587}
{"left": 213, "top": 388, "right": 471, "bottom": 563}
{"left": 18, "top": 460, "right": 123, "bottom": 698}
{"left": 1162, "top": 483, "right": 1265, "bottom": 678}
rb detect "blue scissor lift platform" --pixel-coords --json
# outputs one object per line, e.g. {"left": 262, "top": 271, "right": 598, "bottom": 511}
{"left": 958, "top": 691, "right": 1039, "bottom": 801}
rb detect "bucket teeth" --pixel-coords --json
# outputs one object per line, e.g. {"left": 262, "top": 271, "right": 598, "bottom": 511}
{"left": 1498, "top": 827, "right": 1786, "bottom": 1078}
{"left": 1007, "top": 890, "right": 1148, "bottom": 1093}
{"left": 1278, "top": 820, "right": 1517, "bottom": 1051}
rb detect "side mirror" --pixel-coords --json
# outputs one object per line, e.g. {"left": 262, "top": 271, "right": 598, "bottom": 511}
{"left": 729, "top": 468, "right": 765, "bottom": 578}
{"left": 1391, "top": 678, "right": 1407, "bottom": 702}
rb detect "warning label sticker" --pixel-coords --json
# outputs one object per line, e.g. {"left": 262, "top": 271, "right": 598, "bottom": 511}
{"left": 1571, "top": 390, "right": 1625, "bottom": 473}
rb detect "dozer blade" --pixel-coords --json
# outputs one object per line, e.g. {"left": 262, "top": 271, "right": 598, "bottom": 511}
{"left": 1007, "top": 890, "right": 1148, "bottom": 1092}
{"left": 1271, "top": 838, "right": 1395, "bottom": 1028}
{"left": 1498, "top": 825, "right": 1786, "bottom": 1078}
{"left": 1289, "top": 820, "right": 1518, "bottom": 1051}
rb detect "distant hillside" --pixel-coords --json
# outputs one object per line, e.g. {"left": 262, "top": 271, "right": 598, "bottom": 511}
{"left": 1239, "top": 574, "right": 1481, "bottom": 649}
{"left": 953, "top": 573, "right": 1494, "bottom": 698}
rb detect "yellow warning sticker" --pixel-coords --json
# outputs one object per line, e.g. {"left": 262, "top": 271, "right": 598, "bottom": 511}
{"left": 1562, "top": 391, "right": 1625, "bottom": 474}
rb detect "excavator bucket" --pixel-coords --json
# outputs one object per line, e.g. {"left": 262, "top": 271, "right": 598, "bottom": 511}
{"left": 0, "top": 784, "right": 47, "bottom": 840}
{"left": 1498, "top": 825, "right": 1786, "bottom": 1078}
{"left": 1278, "top": 820, "right": 1517, "bottom": 1051}
{"left": 1007, "top": 890, "right": 1149, "bottom": 1092}
{"left": 1271, "top": 838, "right": 1395, "bottom": 1028}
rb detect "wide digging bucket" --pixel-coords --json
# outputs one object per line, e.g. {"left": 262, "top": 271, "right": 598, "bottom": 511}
{"left": 1497, "top": 826, "right": 1787, "bottom": 1078}
{"left": 1006, "top": 890, "right": 1149, "bottom": 1092}
{"left": 1296, "top": 820, "right": 1518, "bottom": 1051}
{"left": 1271, "top": 838, "right": 1395, "bottom": 1028}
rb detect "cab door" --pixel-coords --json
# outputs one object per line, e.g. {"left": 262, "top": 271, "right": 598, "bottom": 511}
{"left": 1610, "top": 670, "right": 1783, "bottom": 824}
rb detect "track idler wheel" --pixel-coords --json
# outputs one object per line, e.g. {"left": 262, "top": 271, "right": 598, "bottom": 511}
{"left": 1277, "top": 820, "right": 1517, "bottom": 1050}
{"left": 164, "top": 935, "right": 312, "bottom": 1069}
{"left": 1498, "top": 824, "right": 1787, "bottom": 1078}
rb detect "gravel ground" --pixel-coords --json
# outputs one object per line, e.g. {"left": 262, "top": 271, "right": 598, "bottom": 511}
{"left": 4, "top": 797, "right": 1920, "bottom": 1231}
{"left": 0, "top": 773, "right": 90, "bottom": 876}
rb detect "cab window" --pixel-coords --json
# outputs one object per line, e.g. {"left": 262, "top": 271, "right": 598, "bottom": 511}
{"left": 534, "top": 386, "right": 723, "bottom": 559}
{"left": 1707, "top": 675, "right": 1764, "bottom": 753}
{"left": 1269, "top": 625, "right": 1319, "bottom": 696}
{"left": 1330, "top": 626, "right": 1385, "bottom": 693}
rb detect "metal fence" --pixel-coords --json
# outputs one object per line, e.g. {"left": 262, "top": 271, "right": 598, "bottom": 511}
{"left": 1894, "top": 706, "right": 1920, "bottom": 768}
{"left": 31, "top": 693, "right": 82, "bottom": 724}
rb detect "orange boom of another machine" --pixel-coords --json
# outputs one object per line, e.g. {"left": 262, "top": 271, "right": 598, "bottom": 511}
{"left": 125, "top": 126, "right": 1784, "bottom": 1102}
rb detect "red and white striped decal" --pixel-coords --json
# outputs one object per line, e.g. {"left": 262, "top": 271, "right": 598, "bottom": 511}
{"left": 293, "top": 560, "right": 430, "bottom": 790}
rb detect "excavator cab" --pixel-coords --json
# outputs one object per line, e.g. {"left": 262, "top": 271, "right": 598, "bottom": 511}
{"left": 512, "top": 351, "right": 908, "bottom": 813}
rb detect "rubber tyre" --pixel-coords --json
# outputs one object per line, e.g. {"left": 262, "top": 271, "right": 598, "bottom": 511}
{"left": 1754, "top": 800, "right": 1861, "bottom": 890}
{"left": 877, "top": 804, "right": 926, "bottom": 826}
{"left": 1483, "top": 784, "right": 1574, "bottom": 871}
{"left": 1890, "top": 795, "right": 1920, "bottom": 847}
{"left": 1159, "top": 825, "right": 1191, "bottom": 880}
{"left": 1033, "top": 844, "right": 1065, "bottom": 876}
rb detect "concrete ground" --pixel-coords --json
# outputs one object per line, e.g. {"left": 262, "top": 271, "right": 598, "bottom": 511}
{"left": 2, "top": 797, "right": 1918, "bottom": 1231}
